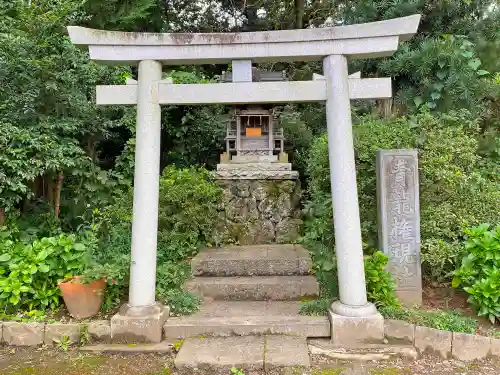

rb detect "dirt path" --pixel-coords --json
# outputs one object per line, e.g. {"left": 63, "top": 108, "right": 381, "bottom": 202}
{"left": 0, "top": 348, "right": 499, "bottom": 375}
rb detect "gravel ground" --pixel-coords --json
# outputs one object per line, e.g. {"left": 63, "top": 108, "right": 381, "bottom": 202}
{"left": 0, "top": 348, "right": 499, "bottom": 375}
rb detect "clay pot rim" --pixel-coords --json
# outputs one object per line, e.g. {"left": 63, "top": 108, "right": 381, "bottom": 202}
{"left": 58, "top": 276, "right": 106, "bottom": 286}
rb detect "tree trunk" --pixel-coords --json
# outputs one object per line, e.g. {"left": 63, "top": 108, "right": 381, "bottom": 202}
{"left": 54, "top": 172, "right": 64, "bottom": 219}
{"left": 46, "top": 175, "right": 54, "bottom": 204}
{"left": 0, "top": 207, "right": 5, "bottom": 226}
{"left": 294, "top": 0, "right": 305, "bottom": 29}
{"left": 377, "top": 98, "right": 393, "bottom": 118}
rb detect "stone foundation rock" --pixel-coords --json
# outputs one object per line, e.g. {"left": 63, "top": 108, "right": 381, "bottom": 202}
{"left": 213, "top": 178, "right": 302, "bottom": 245}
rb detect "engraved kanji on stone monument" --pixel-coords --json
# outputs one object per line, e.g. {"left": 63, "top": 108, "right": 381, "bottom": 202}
{"left": 377, "top": 150, "right": 422, "bottom": 306}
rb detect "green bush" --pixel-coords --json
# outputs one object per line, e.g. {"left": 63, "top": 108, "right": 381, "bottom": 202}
{"left": 0, "top": 230, "right": 89, "bottom": 311}
{"left": 453, "top": 224, "right": 500, "bottom": 323}
{"left": 157, "top": 166, "right": 222, "bottom": 262}
{"left": 305, "top": 110, "right": 500, "bottom": 283}
{"left": 364, "top": 252, "right": 400, "bottom": 309}
{"left": 300, "top": 250, "right": 399, "bottom": 314}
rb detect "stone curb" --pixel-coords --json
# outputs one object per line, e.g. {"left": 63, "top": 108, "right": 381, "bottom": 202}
{"left": 385, "top": 319, "right": 500, "bottom": 361}
{"left": 0, "top": 320, "right": 111, "bottom": 347}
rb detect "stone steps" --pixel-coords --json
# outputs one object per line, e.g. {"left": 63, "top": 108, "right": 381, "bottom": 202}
{"left": 174, "top": 336, "right": 311, "bottom": 375}
{"left": 163, "top": 301, "right": 330, "bottom": 339}
{"left": 185, "top": 275, "right": 319, "bottom": 301}
{"left": 191, "top": 244, "right": 311, "bottom": 276}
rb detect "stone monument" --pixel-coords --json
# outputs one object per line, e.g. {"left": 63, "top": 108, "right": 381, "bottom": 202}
{"left": 67, "top": 14, "right": 421, "bottom": 345}
{"left": 376, "top": 150, "right": 422, "bottom": 306}
{"left": 213, "top": 68, "right": 302, "bottom": 245}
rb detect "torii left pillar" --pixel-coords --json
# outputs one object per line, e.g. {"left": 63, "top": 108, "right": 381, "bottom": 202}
{"left": 110, "top": 60, "right": 169, "bottom": 343}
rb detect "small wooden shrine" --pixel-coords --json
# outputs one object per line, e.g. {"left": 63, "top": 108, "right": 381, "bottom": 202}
{"left": 220, "top": 69, "right": 286, "bottom": 162}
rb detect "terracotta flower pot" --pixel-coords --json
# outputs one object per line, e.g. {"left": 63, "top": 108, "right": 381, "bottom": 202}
{"left": 58, "top": 277, "right": 106, "bottom": 319}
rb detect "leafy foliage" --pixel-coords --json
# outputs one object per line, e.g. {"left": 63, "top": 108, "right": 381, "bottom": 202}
{"left": 364, "top": 252, "right": 400, "bottom": 309}
{"left": 157, "top": 166, "right": 222, "bottom": 262}
{"left": 0, "top": 229, "right": 90, "bottom": 311}
{"left": 305, "top": 110, "right": 500, "bottom": 283}
{"left": 453, "top": 224, "right": 500, "bottom": 324}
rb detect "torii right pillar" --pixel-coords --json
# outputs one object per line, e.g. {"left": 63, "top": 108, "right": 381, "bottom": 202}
{"left": 323, "top": 54, "right": 383, "bottom": 346}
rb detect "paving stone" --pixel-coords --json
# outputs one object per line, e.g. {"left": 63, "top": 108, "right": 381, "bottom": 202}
{"left": 81, "top": 341, "right": 172, "bottom": 353}
{"left": 452, "top": 332, "right": 490, "bottom": 361}
{"left": 3, "top": 322, "right": 44, "bottom": 346}
{"left": 414, "top": 326, "right": 451, "bottom": 358}
{"left": 44, "top": 323, "right": 81, "bottom": 346}
{"left": 87, "top": 320, "right": 111, "bottom": 343}
{"left": 164, "top": 301, "right": 329, "bottom": 339}
{"left": 384, "top": 319, "right": 415, "bottom": 343}
{"left": 490, "top": 337, "right": 500, "bottom": 357}
{"left": 191, "top": 244, "right": 311, "bottom": 276}
{"left": 265, "top": 336, "right": 310, "bottom": 375}
{"left": 185, "top": 276, "right": 319, "bottom": 301}
{"left": 309, "top": 339, "right": 418, "bottom": 361}
{"left": 174, "top": 336, "right": 264, "bottom": 375}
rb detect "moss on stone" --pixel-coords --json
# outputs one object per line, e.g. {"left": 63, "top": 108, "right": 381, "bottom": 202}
{"left": 311, "top": 368, "right": 345, "bottom": 375}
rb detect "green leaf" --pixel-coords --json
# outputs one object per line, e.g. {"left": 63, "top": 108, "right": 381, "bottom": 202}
{"left": 436, "top": 70, "right": 447, "bottom": 80}
{"left": 38, "top": 264, "right": 50, "bottom": 273}
{"left": 467, "top": 59, "right": 481, "bottom": 70}
{"left": 73, "top": 243, "right": 86, "bottom": 251}
{"left": 461, "top": 51, "right": 474, "bottom": 58}
{"left": 452, "top": 277, "right": 461, "bottom": 288}
{"left": 476, "top": 70, "right": 489, "bottom": 76}
{"left": 431, "top": 92, "right": 441, "bottom": 100}
{"left": 0, "top": 254, "right": 11, "bottom": 262}
{"left": 413, "top": 96, "right": 423, "bottom": 107}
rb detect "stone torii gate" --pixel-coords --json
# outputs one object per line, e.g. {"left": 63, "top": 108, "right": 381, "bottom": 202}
{"left": 68, "top": 14, "right": 420, "bottom": 343}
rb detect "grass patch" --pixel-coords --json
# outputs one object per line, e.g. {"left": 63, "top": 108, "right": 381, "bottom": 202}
{"left": 380, "top": 306, "right": 477, "bottom": 334}
{"left": 299, "top": 298, "right": 332, "bottom": 316}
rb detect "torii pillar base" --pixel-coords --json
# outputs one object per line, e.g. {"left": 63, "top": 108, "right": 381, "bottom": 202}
{"left": 328, "top": 301, "right": 384, "bottom": 347}
{"left": 110, "top": 303, "right": 169, "bottom": 343}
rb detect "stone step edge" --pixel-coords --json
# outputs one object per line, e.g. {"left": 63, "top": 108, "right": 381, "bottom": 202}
{"left": 163, "top": 315, "right": 330, "bottom": 339}
{"left": 186, "top": 275, "right": 319, "bottom": 284}
{"left": 185, "top": 275, "right": 319, "bottom": 300}
{"left": 80, "top": 342, "right": 173, "bottom": 353}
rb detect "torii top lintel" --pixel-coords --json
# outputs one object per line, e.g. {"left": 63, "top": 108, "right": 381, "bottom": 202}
{"left": 67, "top": 15, "right": 421, "bottom": 65}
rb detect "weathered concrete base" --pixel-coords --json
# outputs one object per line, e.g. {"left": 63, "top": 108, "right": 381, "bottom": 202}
{"left": 44, "top": 323, "right": 81, "bottom": 346}
{"left": 111, "top": 302, "right": 169, "bottom": 343}
{"left": 87, "top": 320, "right": 111, "bottom": 343}
{"left": 265, "top": 336, "right": 310, "bottom": 375}
{"left": 2, "top": 322, "right": 44, "bottom": 346}
{"left": 175, "top": 336, "right": 264, "bottom": 375}
{"left": 329, "top": 310, "right": 384, "bottom": 347}
{"left": 414, "top": 326, "right": 451, "bottom": 358}
{"left": 452, "top": 332, "right": 490, "bottom": 361}
{"left": 384, "top": 319, "right": 415, "bottom": 344}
